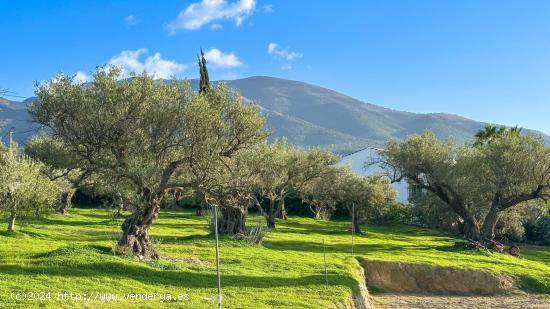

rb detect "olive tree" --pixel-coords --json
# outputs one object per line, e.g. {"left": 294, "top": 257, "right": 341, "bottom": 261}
{"left": 199, "top": 148, "right": 264, "bottom": 235}
{"left": 257, "top": 140, "right": 339, "bottom": 228}
{"left": 25, "top": 136, "right": 88, "bottom": 214}
{"left": 0, "top": 144, "right": 61, "bottom": 231}
{"left": 340, "top": 174, "right": 396, "bottom": 234}
{"left": 30, "top": 67, "right": 266, "bottom": 259}
{"left": 377, "top": 131, "right": 550, "bottom": 241}
{"left": 300, "top": 166, "right": 351, "bottom": 220}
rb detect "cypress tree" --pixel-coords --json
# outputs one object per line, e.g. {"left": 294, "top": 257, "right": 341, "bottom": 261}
{"left": 198, "top": 48, "right": 210, "bottom": 94}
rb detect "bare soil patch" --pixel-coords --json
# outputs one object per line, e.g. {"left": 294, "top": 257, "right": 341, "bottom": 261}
{"left": 370, "top": 293, "right": 550, "bottom": 309}
{"left": 361, "top": 260, "right": 517, "bottom": 295}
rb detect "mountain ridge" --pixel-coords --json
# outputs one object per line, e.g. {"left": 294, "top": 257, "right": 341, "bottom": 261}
{"left": 2, "top": 76, "right": 549, "bottom": 153}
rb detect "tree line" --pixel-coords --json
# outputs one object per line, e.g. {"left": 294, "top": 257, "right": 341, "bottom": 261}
{"left": 0, "top": 58, "right": 395, "bottom": 259}
{"left": 2, "top": 56, "right": 549, "bottom": 258}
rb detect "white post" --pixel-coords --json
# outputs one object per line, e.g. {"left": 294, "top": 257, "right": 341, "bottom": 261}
{"left": 8, "top": 128, "right": 14, "bottom": 150}
{"left": 351, "top": 203, "right": 355, "bottom": 256}
{"left": 323, "top": 239, "right": 328, "bottom": 287}
{"left": 214, "top": 205, "right": 222, "bottom": 309}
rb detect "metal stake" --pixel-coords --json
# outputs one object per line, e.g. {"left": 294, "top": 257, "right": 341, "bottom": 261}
{"left": 323, "top": 239, "right": 328, "bottom": 287}
{"left": 351, "top": 203, "right": 355, "bottom": 256}
{"left": 214, "top": 205, "right": 222, "bottom": 309}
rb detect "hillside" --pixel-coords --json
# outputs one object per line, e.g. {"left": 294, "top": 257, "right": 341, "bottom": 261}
{"left": 0, "top": 208, "right": 548, "bottom": 308}
{"left": 0, "top": 97, "right": 35, "bottom": 146}
{"left": 2, "top": 76, "right": 549, "bottom": 153}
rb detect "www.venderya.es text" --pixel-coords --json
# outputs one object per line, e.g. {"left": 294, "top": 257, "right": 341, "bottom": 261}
{"left": 10, "top": 291, "right": 190, "bottom": 303}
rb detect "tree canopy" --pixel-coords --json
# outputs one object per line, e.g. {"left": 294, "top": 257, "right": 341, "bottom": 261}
{"left": 255, "top": 140, "right": 339, "bottom": 227}
{"left": 377, "top": 130, "right": 550, "bottom": 241}
{"left": 0, "top": 143, "right": 61, "bottom": 231}
{"left": 29, "top": 67, "right": 267, "bottom": 258}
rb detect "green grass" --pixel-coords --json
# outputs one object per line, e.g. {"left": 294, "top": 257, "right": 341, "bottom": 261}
{"left": 0, "top": 208, "right": 549, "bottom": 308}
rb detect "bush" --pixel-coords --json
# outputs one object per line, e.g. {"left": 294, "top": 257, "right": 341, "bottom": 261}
{"left": 409, "top": 192, "right": 461, "bottom": 233}
{"left": 369, "top": 203, "right": 413, "bottom": 224}
{"left": 235, "top": 221, "right": 268, "bottom": 245}
{"left": 495, "top": 207, "right": 525, "bottom": 242}
{"left": 496, "top": 201, "right": 549, "bottom": 243}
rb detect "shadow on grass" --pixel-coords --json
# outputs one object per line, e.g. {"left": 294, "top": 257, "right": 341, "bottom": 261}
{"left": 42, "top": 218, "right": 117, "bottom": 227}
{"left": 433, "top": 244, "right": 474, "bottom": 254}
{"left": 0, "top": 262, "right": 358, "bottom": 290}
{"left": 262, "top": 239, "right": 423, "bottom": 254}
{"left": 152, "top": 233, "right": 214, "bottom": 244}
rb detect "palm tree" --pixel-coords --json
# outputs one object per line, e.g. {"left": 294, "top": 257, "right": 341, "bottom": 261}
{"left": 474, "top": 125, "right": 522, "bottom": 146}
{"left": 508, "top": 125, "right": 523, "bottom": 137}
{"left": 474, "top": 125, "right": 499, "bottom": 146}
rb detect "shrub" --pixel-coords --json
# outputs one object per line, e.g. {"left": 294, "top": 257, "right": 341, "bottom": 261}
{"left": 235, "top": 221, "right": 268, "bottom": 245}
{"left": 409, "top": 192, "right": 461, "bottom": 233}
{"left": 368, "top": 203, "right": 413, "bottom": 224}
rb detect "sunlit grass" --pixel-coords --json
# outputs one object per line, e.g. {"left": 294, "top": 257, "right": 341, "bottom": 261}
{"left": 0, "top": 208, "right": 548, "bottom": 308}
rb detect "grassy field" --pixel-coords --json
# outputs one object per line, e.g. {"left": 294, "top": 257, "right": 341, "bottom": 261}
{"left": 0, "top": 208, "right": 549, "bottom": 308}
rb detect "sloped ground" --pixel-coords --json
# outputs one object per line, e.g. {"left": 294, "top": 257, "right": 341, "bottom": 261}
{"left": 361, "top": 260, "right": 518, "bottom": 295}
{"left": 371, "top": 293, "right": 550, "bottom": 308}
{"left": 362, "top": 260, "right": 550, "bottom": 308}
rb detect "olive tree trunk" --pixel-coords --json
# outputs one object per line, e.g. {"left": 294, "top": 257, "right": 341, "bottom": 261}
{"left": 313, "top": 205, "right": 331, "bottom": 220}
{"left": 117, "top": 197, "right": 161, "bottom": 260}
{"left": 266, "top": 199, "right": 276, "bottom": 228}
{"left": 480, "top": 207, "right": 499, "bottom": 240}
{"left": 275, "top": 198, "right": 288, "bottom": 220}
{"left": 352, "top": 210, "right": 363, "bottom": 235}
{"left": 462, "top": 217, "right": 482, "bottom": 241}
{"left": 58, "top": 190, "right": 74, "bottom": 215}
{"left": 7, "top": 210, "right": 16, "bottom": 231}
{"left": 218, "top": 206, "right": 247, "bottom": 235}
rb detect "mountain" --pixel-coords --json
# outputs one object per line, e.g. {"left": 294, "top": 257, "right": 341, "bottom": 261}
{"left": 0, "top": 97, "right": 35, "bottom": 146}
{"left": 2, "top": 76, "right": 549, "bottom": 153}
{"left": 225, "top": 76, "right": 550, "bottom": 153}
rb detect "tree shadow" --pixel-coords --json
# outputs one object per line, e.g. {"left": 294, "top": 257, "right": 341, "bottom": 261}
{"left": 262, "top": 239, "right": 417, "bottom": 254}
{"left": 41, "top": 218, "right": 116, "bottom": 227}
{"left": 152, "top": 233, "right": 214, "bottom": 244}
{"left": 0, "top": 262, "right": 358, "bottom": 290}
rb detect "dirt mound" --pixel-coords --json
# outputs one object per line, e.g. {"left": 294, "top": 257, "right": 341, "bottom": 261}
{"left": 371, "top": 293, "right": 550, "bottom": 309}
{"left": 361, "top": 260, "right": 518, "bottom": 295}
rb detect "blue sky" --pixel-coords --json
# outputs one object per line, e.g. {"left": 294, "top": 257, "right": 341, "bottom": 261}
{"left": 1, "top": 0, "right": 549, "bottom": 134}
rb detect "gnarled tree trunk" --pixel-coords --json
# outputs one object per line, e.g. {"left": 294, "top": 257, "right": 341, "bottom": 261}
{"left": 266, "top": 199, "right": 276, "bottom": 228}
{"left": 352, "top": 209, "right": 363, "bottom": 235}
{"left": 218, "top": 206, "right": 247, "bottom": 235}
{"left": 480, "top": 206, "right": 499, "bottom": 240}
{"left": 313, "top": 204, "right": 331, "bottom": 220}
{"left": 462, "top": 217, "right": 481, "bottom": 241}
{"left": 7, "top": 210, "right": 16, "bottom": 231}
{"left": 58, "top": 190, "right": 74, "bottom": 215}
{"left": 117, "top": 196, "right": 161, "bottom": 260}
{"left": 275, "top": 198, "right": 288, "bottom": 220}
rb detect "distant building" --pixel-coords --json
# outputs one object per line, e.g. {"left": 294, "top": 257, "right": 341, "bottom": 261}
{"left": 338, "top": 147, "right": 409, "bottom": 203}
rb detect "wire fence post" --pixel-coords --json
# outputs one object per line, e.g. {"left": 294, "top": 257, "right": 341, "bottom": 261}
{"left": 351, "top": 203, "right": 355, "bottom": 256}
{"left": 323, "top": 239, "right": 328, "bottom": 287}
{"left": 214, "top": 205, "right": 222, "bottom": 309}
{"left": 8, "top": 128, "right": 13, "bottom": 150}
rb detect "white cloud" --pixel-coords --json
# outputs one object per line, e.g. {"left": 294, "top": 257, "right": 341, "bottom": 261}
{"left": 108, "top": 48, "right": 187, "bottom": 79}
{"left": 74, "top": 71, "right": 90, "bottom": 83}
{"left": 267, "top": 43, "right": 303, "bottom": 60}
{"left": 166, "top": 0, "right": 256, "bottom": 32}
{"left": 209, "top": 23, "right": 223, "bottom": 30}
{"left": 260, "top": 4, "right": 273, "bottom": 13}
{"left": 203, "top": 48, "right": 243, "bottom": 68}
{"left": 124, "top": 15, "right": 138, "bottom": 26}
{"left": 281, "top": 64, "right": 292, "bottom": 70}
